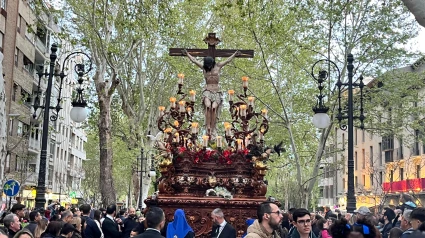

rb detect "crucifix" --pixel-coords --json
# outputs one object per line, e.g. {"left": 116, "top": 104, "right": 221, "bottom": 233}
{"left": 169, "top": 33, "right": 254, "bottom": 140}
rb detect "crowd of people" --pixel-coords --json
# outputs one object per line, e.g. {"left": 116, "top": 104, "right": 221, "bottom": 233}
{"left": 1, "top": 193, "right": 425, "bottom": 238}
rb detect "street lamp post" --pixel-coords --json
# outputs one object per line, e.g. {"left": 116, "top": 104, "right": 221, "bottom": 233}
{"left": 311, "top": 54, "right": 365, "bottom": 213}
{"left": 33, "top": 44, "right": 92, "bottom": 209}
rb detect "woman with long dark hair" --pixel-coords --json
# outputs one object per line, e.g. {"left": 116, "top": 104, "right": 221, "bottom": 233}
{"left": 40, "top": 221, "right": 62, "bottom": 238}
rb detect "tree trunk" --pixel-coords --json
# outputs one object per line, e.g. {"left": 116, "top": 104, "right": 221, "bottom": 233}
{"left": 97, "top": 93, "right": 116, "bottom": 205}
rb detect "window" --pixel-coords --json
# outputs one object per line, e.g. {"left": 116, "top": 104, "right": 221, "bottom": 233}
{"left": 330, "top": 185, "right": 334, "bottom": 198}
{"left": 342, "top": 133, "right": 345, "bottom": 149}
{"left": 400, "top": 168, "right": 404, "bottom": 181}
{"left": 362, "top": 130, "right": 365, "bottom": 142}
{"left": 342, "top": 178, "right": 345, "bottom": 190}
{"left": 17, "top": 121, "right": 23, "bottom": 136}
{"left": 380, "top": 172, "right": 383, "bottom": 184}
{"left": 370, "top": 174, "right": 374, "bottom": 186}
{"left": 20, "top": 89, "right": 31, "bottom": 106}
{"left": 363, "top": 175, "right": 366, "bottom": 186}
{"left": 8, "top": 118, "right": 13, "bottom": 136}
{"left": 25, "top": 23, "right": 34, "bottom": 42}
{"left": 379, "top": 143, "right": 383, "bottom": 166}
{"left": 417, "top": 165, "right": 421, "bottom": 178}
{"left": 355, "top": 152, "right": 358, "bottom": 170}
{"left": 14, "top": 155, "right": 19, "bottom": 171}
{"left": 23, "top": 55, "right": 34, "bottom": 73}
{"left": 362, "top": 149, "right": 365, "bottom": 169}
{"left": 355, "top": 176, "right": 358, "bottom": 186}
{"left": 0, "top": 0, "right": 6, "bottom": 10}
{"left": 12, "top": 83, "right": 18, "bottom": 101}
{"left": 17, "top": 15, "right": 22, "bottom": 32}
{"left": 370, "top": 146, "right": 374, "bottom": 166}
{"left": 385, "top": 151, "right": 393, "bottom": 163}
{"left": 0, "top": 32, "right": 3, "bottom": 52}
{"left": 15, "top": 48, "right": 18, "bottom": 66}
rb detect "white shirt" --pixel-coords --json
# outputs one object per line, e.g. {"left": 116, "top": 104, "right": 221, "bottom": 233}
{"left": 217, "top": 220, "right": 227, "bottom": 238}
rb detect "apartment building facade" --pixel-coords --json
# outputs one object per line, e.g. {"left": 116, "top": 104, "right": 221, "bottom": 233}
{"left": 318, "top": 56, "right": 425, "bottom": 210}
{"left": 0, "top": 0, "right": 86, "bottom": 207}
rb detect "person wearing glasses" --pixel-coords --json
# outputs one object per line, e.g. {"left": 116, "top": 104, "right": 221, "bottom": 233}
{"left": 245, "top": 202, "right": 283, "bottom": 238}
{"left": 288, "top": 208, "right": 316, "bottom": 238}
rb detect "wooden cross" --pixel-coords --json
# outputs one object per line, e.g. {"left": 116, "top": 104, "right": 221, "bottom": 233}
{"left": 169, "top": 33, "right": 254, "bottom": 60}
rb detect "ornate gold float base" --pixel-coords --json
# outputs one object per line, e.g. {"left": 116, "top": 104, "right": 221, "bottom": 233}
{"left": 145, "top": 196, "right": 267, "bottom": 238}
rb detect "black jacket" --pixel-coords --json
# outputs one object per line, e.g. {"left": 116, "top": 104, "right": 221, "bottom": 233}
{"left": 26, "top": 221, "right": 38, "bottom": 236}
{"left": 135, "top": 229, "right": 164, "bottom": 238}
{"left": 83, "top": 215, "right": 102, "bottom": 238}
{"left": 121, "top": 216, "right": 140, "bottom": 238}
{"left": 102, "top": 216, "right": 121, "bottom": 238}
{"left": 381, "top": 222, "right": 393, "bottom": 238}
{"left": 211, "top": 223, "right": 237, "bottom": 238}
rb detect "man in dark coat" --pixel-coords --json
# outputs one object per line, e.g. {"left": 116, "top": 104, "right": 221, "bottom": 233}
{"left": 26, "top": 211, "right": 41, "bottom": 236}
{"left": 210, "top": 208, "right": 237, "bottom": 238}
{"left": 121, "top": 208, "right": 139, "bottom": 238}
{"left": 135, "top": 207, "right": 165, "bottom": 238}
{"left": 102, "top": 204, "right": 122, "bottom": 238}
{"left": 81, "top": 204, "right": 102, "bottom": 238}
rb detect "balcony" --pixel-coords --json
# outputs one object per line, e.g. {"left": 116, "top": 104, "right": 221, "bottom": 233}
{"left": 71, "top": 147, "right": 86, "bottom": 160}
{"left": 35, "top": 37, "right": 48, "bottom": 55}
{"left": 318, "top": 178, "right": 333, "bottom": 187}
{"left": 382, "top": 178, "right": 425, "bottom": 193}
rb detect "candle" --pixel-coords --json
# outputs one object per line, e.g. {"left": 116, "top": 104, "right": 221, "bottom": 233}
{"left": 189, "top": 90, "right": 196, "bottom": 101}
{"left": 216, "top": 136, "right": 223, "bottom": 148}
{"left": 245, "top": 135, "right": 251, "bottom": 147}
{"left": 191, "top": 122, "right": 199, "bottom": 134}
{"left": 240, "top": 104, "right": 247, "bottom": 117}
{"left": 248, "top": 96, "right": 255, "bottom": 107}
{"left": 236, "top": 139, "right": 243, "bottom": 150}
{"left": 173, "top": 120, "right": 179, "bottom": 127}
{"left": 170, "top": 97, "right": 176, "bottom": 108}
{"left": 175, "top": 133, "right": 180, "bottom": 143}
{"left": 202, "top": 135, "right": 209, "bottom": 147}
{"left": 187, "top": 107, "right": 192, "bottom": 115}
{"left": 259, "top": 129, "right": 265, "bottom": 140}
{"left": 158, "top": 106, "right": 165, "bottom": 116}
{"left": 179, "top": 100, "right": 186, "bottom": 112}
{"left": 164, "top": 128, "right": 172, "bottom": 134}
{"left": 242, "top": 76, "right": 249, "bottom": 88}
{"left": 224, "top": 122, "right": 232, "bottom": 136}
{"left": 261, "top": 109, "right": 268, "bottom": 118}
{"left": 184, "top": 137, "right": 187, "bottom": 146}
{"left": 228, "top": 89, "right": 235, "bottom": 101}
{"left": 177, "top": 73, "right": 184, "bottom": 84}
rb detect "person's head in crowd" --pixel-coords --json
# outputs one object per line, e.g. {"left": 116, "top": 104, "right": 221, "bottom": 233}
{"left": 11, "top": 204, "right": 26, "bottom": 219}
{"left": 354, "top": 206, "right": 371, "bottom": 220}
{"left": 410, "top": 207, "right": 425, "bottom": 230}
{"left": 119, "top": 209, "right": 126, "bottom": 217}
{"left": 288, "top": 208, "right": 296, "bottom": 221}
{"left": 58, "top": 206, "right": 66, "bottom": 215}
{"left": 145, "top": 207, "right": 166, "bottom": 230}
{"left": 71, "top": 217, "right": 82, "bottom": 232}
{"left": 401, "top": 209, "right": 413, "bottom": 231}
{"left": 60, "top": 223, "right": 75, "bottom": 238}
{"left": 292, "top": 208, "right": 312, "bottom": 236}
{"left": 71, "top": 207, "right": 81, "bottom": 217}
{"left": 256, "top": 202, "right": 283, "bottom": 232}
{"left": 94, "top": 210, "right": 102, "bottom": 223}
{"left": 128, "top": 207, "right": 136, "bottom": 218}
{"left": 34, "top": 218, "right": 49, "bottom": 238}
{"left": 324, "top": 206, "right": 331, "bottom": 213}
{"left": 315, "top": 214, "right": 323, "bottom": 221}
{"left": 130, "top": 227, "right": 139, "bottom": 237}
{"left": 211, "top": 208, "right": 225, "bottom": 226}
{"left": 381, "top": 207, "right": 396, "bottom": 224}
{"left": 316, "top": 218, "right": 329, "bottom": 231}
{"left": 12, "top": 229, "right": 34, "bottom": 238}
{"left": 4, "top": 214, "right": 21, "bottom": 232}
{"left": 50, "top": 214, "right": 60, "bottom": 221}
{"left": 106, "top": 204, "right": 117, "bottom": 217}
{"left": 351, "top": 220, "right": 378, "bottom": 238}
{"left": 30, "top": 211, "right": 41, "bottom": 222}
{"left": 61, "top": 210, "right": 73, "bottom": 223}
{"left": 329, "top": 218, "right": 351, "bottom": 238}
{"left": 99, "top": 208, "right": 106, "bottom": 217}
{"left": 78, "top": 204, "right": 90, "bottom": 216}
{"left": 43, "top": 221, "right": 62, "bottom": 237}
{"left": 389, "top": 227, "right": 403, "bottom": 238}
